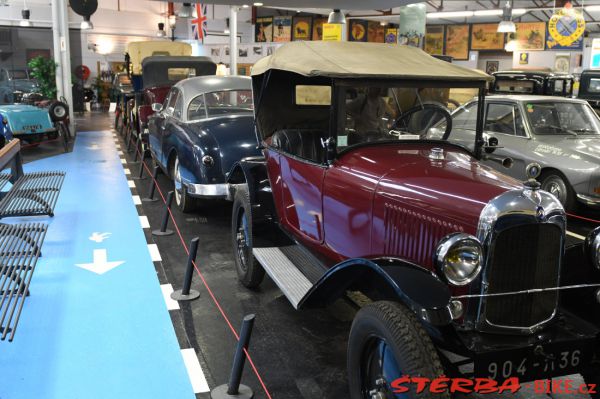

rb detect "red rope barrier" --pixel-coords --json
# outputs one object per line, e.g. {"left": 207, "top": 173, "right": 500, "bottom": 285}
{"left": 122, "top": 129, "right": 273, "bottom": 399}
{"left": 567, "top": 212, "right": 600, "bottom": 225}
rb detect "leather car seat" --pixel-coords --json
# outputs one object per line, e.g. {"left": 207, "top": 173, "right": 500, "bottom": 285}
{"left": 271, "top": 129, "right": 326, "bottom": 163}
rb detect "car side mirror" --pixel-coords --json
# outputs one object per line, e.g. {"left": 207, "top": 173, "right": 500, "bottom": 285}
{"left": 484, "top": 136, "right": 499, "bottom": 154}
{"left": 151, "top": 103, "right": 162, "bottom": 112}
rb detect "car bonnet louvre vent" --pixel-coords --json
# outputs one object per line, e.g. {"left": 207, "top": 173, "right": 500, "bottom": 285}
{"left": 383, "top": 203, "right": 463, "bottom": 267}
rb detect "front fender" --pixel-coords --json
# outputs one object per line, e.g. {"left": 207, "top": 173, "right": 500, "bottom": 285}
{"left": 561, "top": 243, "right": 600, "bottom": 326}
{"left": 299, "top": 257, "right": 453, "bottom": 326}
{"left": 227, "top": 157, "right": 275, "bottom": 224}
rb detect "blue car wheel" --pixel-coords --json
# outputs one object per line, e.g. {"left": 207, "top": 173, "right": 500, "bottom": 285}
{"left": 348, "top": 301, "right": 449, "bottom": 399}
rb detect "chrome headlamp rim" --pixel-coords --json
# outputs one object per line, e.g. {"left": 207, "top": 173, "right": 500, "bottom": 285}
{"left": 585, "top": 226, "right": 600, "bottom": 270}
{"left": 435, "top": 233, "right": 483, "bottom": 286}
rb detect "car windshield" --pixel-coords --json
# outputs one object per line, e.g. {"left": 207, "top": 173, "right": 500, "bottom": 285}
{"left": 188, "top": 89, "right": 253, "bottom": 121}
{"left": 525, "top": 102, "right": 600, "bottom": 136}
{"left": 9, "top": 70, "right": 28, "bottom": 80}
{"left": 335, "top": 85, "right": 478, "bottom": 150}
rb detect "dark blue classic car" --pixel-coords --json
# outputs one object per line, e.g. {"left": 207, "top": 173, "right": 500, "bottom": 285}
{"left": 148, "top": 75, "right": 258, "bottom": 212}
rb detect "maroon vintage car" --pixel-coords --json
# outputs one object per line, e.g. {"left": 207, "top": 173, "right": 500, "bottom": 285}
{"left": 134, "top": 56, "right": 216, "bottom": 137}
{"left": 227, "top": 42, "right": 600, "bottom": 398}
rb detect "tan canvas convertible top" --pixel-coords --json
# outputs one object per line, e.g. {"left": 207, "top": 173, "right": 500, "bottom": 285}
{"left": 252, "top": 41, "right": 492, "bottom": 82}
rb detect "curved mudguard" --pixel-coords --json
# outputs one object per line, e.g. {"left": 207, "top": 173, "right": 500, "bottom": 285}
{"left": 227, "top": 157, "right": 275, "bottom": 224}
{"left": 299, "top": 257, "right": 454, "bottom": 326}
{"left": 561, "top": 243, "right": 600, "bottom": 326}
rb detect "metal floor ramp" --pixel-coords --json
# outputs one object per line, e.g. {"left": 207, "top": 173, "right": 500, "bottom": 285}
{"left": 0, "top": 222, "right": 48, "bottom": 341}
{"left": 0, "top": 171, "right": 65, "bottom": 218}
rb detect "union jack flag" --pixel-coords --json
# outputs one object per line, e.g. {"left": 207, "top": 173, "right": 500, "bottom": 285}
{"left": 191, "top": 3, "right": 208, "bottom": 42}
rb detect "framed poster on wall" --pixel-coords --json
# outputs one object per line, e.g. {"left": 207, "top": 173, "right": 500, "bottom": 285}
{"left": 471, "top": 24, "right": 505, "bottom": 50}
{"left": 424, "top": 25, "right": 444, "bottom": 55}
{"left": 273, "top": 16, "right": 292, "bottom": 42}
{"left": 445, "top": 25, "right": 469, "bottom": 60}
{"left": 514, "top": 22, "right": 546, "bottom": 51}
{"left": 349, "top": 20, "right": 368, "bottom": 42}
{"left": 255, "top": 17, "right": 273, "bottom": 42}
{"left": 292, "top": 16, "right": 312, "bottom": 41}
{"left": 485, "top": 60, "right": 499, "bottom": 75}
{"left": 312, "top": 17, "right": 327, "bottom": 40}
{"left": 385, "top": 28, "right": 398, "bottom": 44}
{"left": 367, "top": 21, "right": 385, "bottom": 43}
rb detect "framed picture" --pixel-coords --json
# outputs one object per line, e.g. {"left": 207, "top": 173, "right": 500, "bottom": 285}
{"left": 292, "top": 16, "right": 312, "bottom": 41}
{"left": 385, "top": 28, "right": 398, "bottom": 44}
{"left": 312, "top": 17, "right": 327, "bottom": 41}
{"left": 485, "top": 60, "right": 499, "bottom": 75}
{"left": 445, "top": 25, "right": 469, "bottom": 60}
{"left": 255, "top": 17, "right": 273, "bottom": 42}
{"left": 367, "top": 21, "right": 385, "bottom": 43}
{"left": 348, "top": 20, "right": 368, "bottom": 42}
{"left": 424, "top": 25, "right": 444, "bottom": 55}
{"left": 471, "top": 24, "right": 505, "bottom": 50}
{"left": 554, "top": 53, "right": 570, "bottom": 73}
{"left": 273, "top": 16, "right": 292, "bottom": 42}
{"left": 26, "top": 49, "right": 51, "bottom": 62}
{"left": 514, "top": 22, "right": 546, "bottom": 51}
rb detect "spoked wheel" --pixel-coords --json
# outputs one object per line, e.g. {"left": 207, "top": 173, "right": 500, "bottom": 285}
{"left": 540, "top": 172, "right": 575, "bottom": 211}
{"left": 231, "top": 185, "right": 264, "bottom": 288}
{"left": 348, "top": 301, "right": 449, "bottom": 399}
{"left": 57, "top": 122, "right": 69, "bottom": 153}
{"left": 173, "top": 156, "right": 198, "bottom": 213}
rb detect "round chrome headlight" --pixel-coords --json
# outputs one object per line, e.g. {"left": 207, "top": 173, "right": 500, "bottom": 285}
{"left": 585, "top": 226, "right": 600, "bottom": 270}
{"left": 435, "top": 233, "right": 483, "bottom": 286}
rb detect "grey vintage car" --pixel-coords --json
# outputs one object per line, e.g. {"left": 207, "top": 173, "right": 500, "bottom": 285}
{"left": 438, "top": 95, "right": 600, "bottom": 210}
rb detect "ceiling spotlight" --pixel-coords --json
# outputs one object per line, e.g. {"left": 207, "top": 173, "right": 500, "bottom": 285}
{"left": 177, "top": 2, "right": 192, "bottom": 18}
{"left": 497, "top": 20, "right": 516, "bottom": 33}
{"left": 19, "top": 8, "right": 32, "bottom": 27}
{"left": 81, "top": 15, "right": 94, "bottom": 30}
{"left": 328, "top": 9, "right": 346, "bottom": 24}
{"left": 168, "top": 14, "right": 177, "bottom": 29}
{"left": 253, "top": 2, "right": 263, "bottom": 6}
{"left": 497, "top": 0, "right": 516, "bottom": 33}
{"left": 157, "top": 22, "right": 166, "bottom": 37}
{"left": 224, "top": 29, "right": 230, "bottom": 34}
{"left": 242, "top": 4, "right": 249, "bottom": 8}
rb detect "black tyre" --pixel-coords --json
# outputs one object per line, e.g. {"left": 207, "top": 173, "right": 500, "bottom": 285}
{"left": 173, "top": 156, "right": 199, "bottom": 213}
{"left": 57, "top": 123, "right": 69, "bottom": 153}
{"left": 348, "top": 301, "right": 449, "bottom": 399}
{"left": 540, "top": 172, "right": 576, "bottom": 211}
{"left": 231, "top": 185, "right": 265, "bottom": 288}
{"left": 48, "top": 101, "right": 69, "bottom": 122}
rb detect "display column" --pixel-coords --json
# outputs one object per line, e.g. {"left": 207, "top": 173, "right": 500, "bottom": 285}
{"left": 51, "top": 0, "right": 75, "bottom": 132}
{"left": 229, "top": 6, "right": 238, "bottom": 76}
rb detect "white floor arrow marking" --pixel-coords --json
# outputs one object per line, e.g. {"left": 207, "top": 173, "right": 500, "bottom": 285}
{"left": 89, "top": 232, "right": 111, "bottom": 243}
{"left": 75, "top": 249, "right": 125, "bottom": 275}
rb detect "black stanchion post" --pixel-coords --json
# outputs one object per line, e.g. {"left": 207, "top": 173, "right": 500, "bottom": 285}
{"left": 142, "top": 166, "right": 160, "bottom": 202}
{"left": 211, "top": 314, "right": 256, "bottom": 399}
{"left": 132, "top": 133, "right": 141, "bottom": 163}
{"left": 132, "top": 158, "right": 146, "bottom": 180}
{"left": 171, "top": 237, "right": 201, "bottom": 301}
{"left": 126, "top": 130, "right": 134, "bottom": 153}
{"left": 152, "top": 190, "right": 174, "bottom": 236}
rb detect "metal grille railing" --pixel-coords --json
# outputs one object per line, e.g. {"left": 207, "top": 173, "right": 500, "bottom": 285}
{"left": 0, "top": 171, "right": 65, "bottom": 218}
{"left": 0, "top": 222, "right": 47, "bottom": 341}
{"left": 485, "top": 223, "right": 562, "bottom": 329}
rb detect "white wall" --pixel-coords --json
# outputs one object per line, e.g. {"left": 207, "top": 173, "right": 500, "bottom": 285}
{"left": 511, "top": 50, "right": 582, "bottom": 73}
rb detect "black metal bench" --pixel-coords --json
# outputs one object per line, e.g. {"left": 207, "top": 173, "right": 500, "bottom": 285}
{"left": 0, "top": 222, "right": 47, "bottom": 341}
{"left": 0, "top": 171, "right": 66, "bottom": 218}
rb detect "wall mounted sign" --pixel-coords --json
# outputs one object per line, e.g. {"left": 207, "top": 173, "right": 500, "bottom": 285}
{"left": 292, "top": 16, "right": 312, "bottom": 41}
{"left": 548, "top": 5, "right": 585, "bottom": 47}
{"left": 255, "top": 17, "right": 273, "bottom": 42}
{"left": 367, "top": 21, "right": 385, "bottom": 43}
{"left": 385, "top": 28, "right": 398, "bottom": 44}
{"left": 349, "top": 20, "right": 368, "bottom": 42}
{"left": 273, "top": 16, "right": 292, "bottom": 42}
{"left": 312, "top": 18, "right": 327, "bottom": 41}
{"left": 519, "top": 52, "right": 529, "bottom": 65}
{"left": 424, "top": 25, "right": 444, "bottom": 55}
{"left": 590, "top": 38, "right": 600, "bottom": 68}
{"left": 322, "top": 23, "right": 342, "bottom": 41}
{"left": 546, "top": 29, "right": 583, "bottom": 50}
{"left": 470, "top": 24, "right": 505, "bottom": 50}
{"left": 445, "top": 25, "right": 469, "bottom": 60}
{"left": 514, "top": 22, "right": 546, "bottom": 51}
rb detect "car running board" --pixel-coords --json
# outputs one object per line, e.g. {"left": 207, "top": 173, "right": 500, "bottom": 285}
{"left": 253, "top": 246, "right": 326, "bottom": 309}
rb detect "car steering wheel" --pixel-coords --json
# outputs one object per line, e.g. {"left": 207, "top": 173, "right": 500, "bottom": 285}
{"left": 390, "top": 103, "right": 452, "bottom": 139}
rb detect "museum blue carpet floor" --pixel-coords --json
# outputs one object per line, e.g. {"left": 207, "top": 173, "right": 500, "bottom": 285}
{"left": 0, "top": 131, "right": 196, "bottom": 399}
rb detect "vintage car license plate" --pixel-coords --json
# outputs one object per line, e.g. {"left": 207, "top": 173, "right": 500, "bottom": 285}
{"left": 475, "top": 340, "right": 594, "bottom": 381}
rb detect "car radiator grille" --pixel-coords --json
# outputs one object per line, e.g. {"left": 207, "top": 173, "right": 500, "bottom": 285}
{"left": 484, "top": 223, "right": 562, "bottom": 329}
